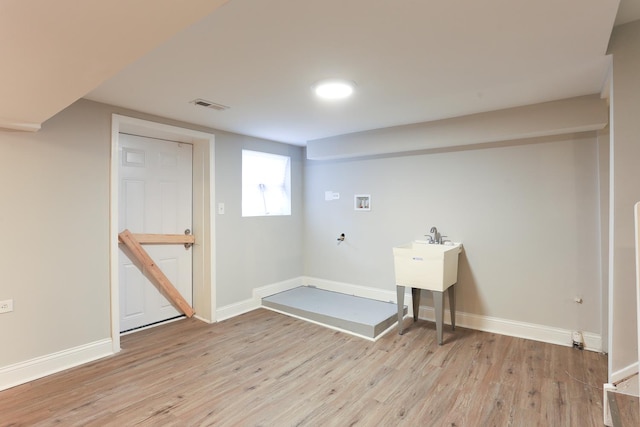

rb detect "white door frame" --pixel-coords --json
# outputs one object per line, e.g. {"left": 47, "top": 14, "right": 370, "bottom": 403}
{"left": 110, "top": 114, "right": 216, "bottom": 353}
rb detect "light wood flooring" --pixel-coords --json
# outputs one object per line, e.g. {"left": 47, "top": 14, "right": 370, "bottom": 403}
{"left": 608, "top": 389, "right": 640, "bottom": 427}
{"left": 1, "top": 309, "right": 609, "bottom": 426}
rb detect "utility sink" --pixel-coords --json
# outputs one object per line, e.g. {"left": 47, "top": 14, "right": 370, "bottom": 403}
{"left": 392, "top": 241, "right": 462, "bottom": 292}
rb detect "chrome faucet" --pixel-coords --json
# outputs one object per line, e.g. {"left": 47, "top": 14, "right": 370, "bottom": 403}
{"left": 427, "top": 226, "right": 445, "bottom": 244}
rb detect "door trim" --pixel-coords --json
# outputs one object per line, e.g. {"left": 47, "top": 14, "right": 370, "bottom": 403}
{"left": 110, "top": 114, "right": 216, "bottom": 353}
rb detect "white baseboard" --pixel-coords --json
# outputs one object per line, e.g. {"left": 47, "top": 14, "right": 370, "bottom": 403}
{"left": 302, "top": 276, "right": 402, "bottom": 306}
{"left": 417, "top": 306, "right": 602, "bottom": 352}
{"left": 253, "top": 277, "right": 304, "bottom": 300}
{"left": 303, "top": 276, "right": 602, "bottom": 351}
{"left": 216, "top": 276, "right": 403, "bottom": 324}
{"left": 215, "top": 298, "right": 260, "bottom": 322}
{"left": 1, "top": 276, "right": 606, "bottom": 392}
{"left": 220, "top": 276, "right": 603, "bottom": 353}
{"left": 216, "top": 277, "right": 304, "bottom": 321}
{"left": 581, "top": 331, "right": 602, "bottom": 353}
{"left": 0, "top": 338, "right": 114, "bottom": 392}
{"left": 610, "top": 361, "right": 640, "bottom": 384}
{"left": 219, "top": 276, "right": 406, "bottom": 322}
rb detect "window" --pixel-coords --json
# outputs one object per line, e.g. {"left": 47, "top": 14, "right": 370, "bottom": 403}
{"left": 242, "top": 150, "right": 291, "bottom": 217}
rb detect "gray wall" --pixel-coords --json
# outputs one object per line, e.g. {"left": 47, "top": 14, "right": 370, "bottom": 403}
{"left": 0, "top": 101, "right": 112, "bottom": 366}
{"left": 304, "top": 133, "right": 604, "bottom": 334}
{"left": 0, "top": 99, "right": 303, "bottom": 367}
{"left": 214, "top": 134, "right": 304, "bottom": 307}
{"left": 608, "top": 20, "right": 640, "bottom": 380}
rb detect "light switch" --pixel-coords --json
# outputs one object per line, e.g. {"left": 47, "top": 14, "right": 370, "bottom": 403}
{"left": 218, "top": 203, "right": 225, "bottom": 214}
{"left": 325, "top": 191, "right": 340, "bottom": 201}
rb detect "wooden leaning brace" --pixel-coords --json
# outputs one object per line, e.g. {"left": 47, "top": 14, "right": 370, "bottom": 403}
{"left": 118, "top": 229, "right": 195, "bottom": 318}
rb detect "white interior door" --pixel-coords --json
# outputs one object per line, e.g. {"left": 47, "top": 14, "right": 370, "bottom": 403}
{"left": 118, "top": 133, "right": 193, "bottom": 332}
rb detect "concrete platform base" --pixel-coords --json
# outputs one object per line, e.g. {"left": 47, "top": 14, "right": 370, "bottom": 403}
{"left": 262, "top": 286, "right": 406, "bottom": 340}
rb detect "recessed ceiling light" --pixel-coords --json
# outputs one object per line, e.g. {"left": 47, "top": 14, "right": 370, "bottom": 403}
{"left": 312, "top": 79, "right": 356, "bottom": 100}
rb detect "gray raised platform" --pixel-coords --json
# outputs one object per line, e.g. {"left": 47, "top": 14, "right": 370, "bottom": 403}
{"left": 262, "top": 286, "right": 406, "bottom": 340}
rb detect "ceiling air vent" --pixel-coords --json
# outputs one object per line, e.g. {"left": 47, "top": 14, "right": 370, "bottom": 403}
{"left": 190, "top": 98, "right": 230, "bottom": 111}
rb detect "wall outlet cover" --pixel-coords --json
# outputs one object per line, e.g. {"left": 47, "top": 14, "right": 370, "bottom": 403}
{"left": 0, "top": 299, "right": 14, "bottom": 313}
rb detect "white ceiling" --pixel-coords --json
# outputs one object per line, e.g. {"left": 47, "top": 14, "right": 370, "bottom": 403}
{"left": 4, "top": 1, "right": 639, "bottom": 145}
{"left": 0, "top": 0, "right": 227, "bottom": 131}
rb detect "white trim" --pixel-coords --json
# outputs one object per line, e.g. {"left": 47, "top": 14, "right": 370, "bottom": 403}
{"left": 603, "top": 383, "right": 616, "bottom": 426}
{"left": 607, "top": 99, "right": 615, "bottom": 381}
{"left": 206, "top": 276, "right": 606, "bottom": 353}
{"left": 245, "top": 276, "right": 604, "bottom": 352}
{"left": 635, "top": 202, "right": 640, "bottom": 393}
{"left": 109, "top": 118, "right": 120, "bottom": 353}
{"left": 304, "top": 276, "right": 603, "bottom": 351}
{"left": 208, "top": 140, "right": 217, "bottom": 321}
{"left": 0, "top": 119, "right": 40, "bottom": 132}
{"left": 253, "top": 277, "right": 304, "bottom": 300}
{"left": 610, "top": 361, "right": 640, "bottom": 384}
{"left": 216, "top": 299, "right": 260, "bottom": 322}
{"left": 417, "top": 306, "right": 603, "bottom": 352}
{"left": 302, "top": 277, "right": 404, "bottom": 307}
{"left": 215, "top": 278, "right": 305, "bottom": 321}
{"left": 582, "top": 332, "right": 602, "bottom": 353}
{"left": 110, "top": 115, "right": 216, "bottom": 345}
{"left": 0, "top": 339, "right": 113, "bottom": 391}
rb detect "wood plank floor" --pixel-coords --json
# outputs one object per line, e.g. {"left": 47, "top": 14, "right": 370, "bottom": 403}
{"left": 0, "top": 309, "right": 608, "bottom": 426}
{"left": 609, "top": 390, "right": 640, "bottom": 427}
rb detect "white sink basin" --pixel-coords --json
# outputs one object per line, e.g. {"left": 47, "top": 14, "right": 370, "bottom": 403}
{"left": 393, "top": 241, "right": 462, "bottom": 292}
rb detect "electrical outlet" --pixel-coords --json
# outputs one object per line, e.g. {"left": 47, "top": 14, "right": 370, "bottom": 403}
{"left": 0, "top": 299, "right": 13, "bottom": 314}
